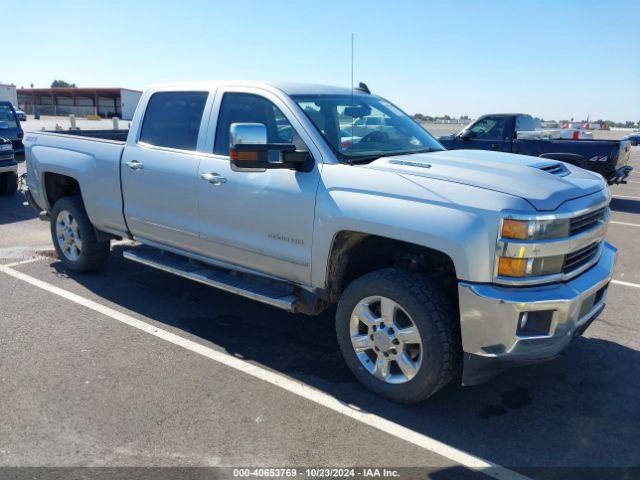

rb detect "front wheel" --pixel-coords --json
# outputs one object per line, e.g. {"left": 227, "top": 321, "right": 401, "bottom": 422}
{"left": 0, "top": 172, "right": 18, "bottom": 196}
{"left": 50, "top": 196, "right": 110, "bottom": 272}
{"left": 336, "top": 268, "right": 461, "bottom": 403}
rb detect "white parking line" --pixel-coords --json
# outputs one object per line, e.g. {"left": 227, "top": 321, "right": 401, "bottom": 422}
{"left": 0, "top": 264, "right": 531, "bottom": 480}
{"left": 610, "top": 221, "right": 640, "bottom": 228}
{"left": 612, "top": 279, "right": 640, "bottom": 289}
{"left": 1, "top": 257, "right": 49, "bottom": 268}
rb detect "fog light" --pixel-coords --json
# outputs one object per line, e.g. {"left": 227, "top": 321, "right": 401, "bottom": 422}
{"left": 517, "top": 310, "right": 554, "bottom": 337}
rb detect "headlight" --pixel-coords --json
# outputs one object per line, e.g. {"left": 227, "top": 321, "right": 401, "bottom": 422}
{"left": 0, "top": 143, "right": 12, "bottom": 151}
{"left": 497, "top": 215, "right": 571, "bottom": 280}
{"left": 501, "top": 218, "right": 570, "bottom": 240}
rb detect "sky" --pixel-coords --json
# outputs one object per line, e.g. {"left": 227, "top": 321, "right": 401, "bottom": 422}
{"left": 7, "top": 0, "right": 640, "bottom": 122}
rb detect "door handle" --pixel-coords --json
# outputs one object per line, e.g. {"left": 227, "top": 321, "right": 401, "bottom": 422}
{"left": 201, "top": 172, "right": 227, "bottom": 186}
{"left": 125, "top": 160, "right": 144, "bottom": 170}
{"left": 491, "top": 143, "right": 502, "bottom": 150}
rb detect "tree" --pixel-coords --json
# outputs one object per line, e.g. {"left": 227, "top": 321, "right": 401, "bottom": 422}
{"left": 51, "top": 80, "right": 77, "bottom": 88}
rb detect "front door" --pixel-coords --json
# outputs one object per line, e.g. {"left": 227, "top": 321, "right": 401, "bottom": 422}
{"left": 197, "top": 89, "right": 322, "bottom": 285}
{"left": 121, "top": 90, "right": 209, "bottom": 251}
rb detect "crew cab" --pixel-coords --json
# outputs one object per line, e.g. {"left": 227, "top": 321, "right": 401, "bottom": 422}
{"left": 438, "top": 113, "right": 632, "bottom": 184}
{"left": 23, "top": 82, "right": 616, "bottom": 403}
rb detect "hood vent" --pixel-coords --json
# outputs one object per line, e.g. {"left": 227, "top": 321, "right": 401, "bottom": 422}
{"left": 536, "top": 162, "right": 570, "bottom": 177}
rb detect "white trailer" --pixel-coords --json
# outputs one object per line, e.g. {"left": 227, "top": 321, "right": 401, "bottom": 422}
{"left": 0, "top": 83, "right": 17, "bottom": 105}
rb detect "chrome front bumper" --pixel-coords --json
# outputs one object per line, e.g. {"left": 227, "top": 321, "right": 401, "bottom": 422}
{"left": 459, "top": 241, "right": 617, "bottom": 385}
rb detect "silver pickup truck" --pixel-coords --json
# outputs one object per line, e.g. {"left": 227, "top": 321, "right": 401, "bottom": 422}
{"left": 23, "top": 81, "right": 616, "bottom": 403}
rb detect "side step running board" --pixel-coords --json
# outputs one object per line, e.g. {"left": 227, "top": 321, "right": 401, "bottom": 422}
{"left": 123, "top": 247, "right": 300, "bottom": 312}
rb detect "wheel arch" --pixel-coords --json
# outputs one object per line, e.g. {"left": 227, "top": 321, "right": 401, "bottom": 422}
{"left": 43, "top": 172, "right": 83, "bottom": 209}
{"left": 323, "top": 231, "right": 459, "bottom": 304}
{"left": 43, "top": 172, "right": 114, "bottom": 242}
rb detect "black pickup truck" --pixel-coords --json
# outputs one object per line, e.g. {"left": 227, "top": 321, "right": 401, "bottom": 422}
{"left": 438, "top": 113, "right": 632, "bottom": 184}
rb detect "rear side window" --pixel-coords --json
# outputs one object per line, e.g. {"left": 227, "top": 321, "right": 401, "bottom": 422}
{"left": 139, "top": 92, "right": 208, "bottom": 150}
{"left": 515, "top": 115, "right": 540, "bottom": 132}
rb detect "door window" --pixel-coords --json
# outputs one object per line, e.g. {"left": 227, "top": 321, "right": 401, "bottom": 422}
{"left": 139, "top": 91, "right": 208, "bottom": 150}
{"left": 214, "top": 93, "right": 296, "bottom": 155}
{"left": 469, "top": 116, "right": 506, "bottom": 140}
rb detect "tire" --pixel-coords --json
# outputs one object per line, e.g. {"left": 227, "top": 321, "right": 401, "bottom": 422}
{"left": 336, "top": 268, "right": 461, "bottom": 403}
{"left": 50, "top": 196, "right": 110, "bottom": 272}
{"left": 0, "top": 172, "right": 18, "bottom": 196}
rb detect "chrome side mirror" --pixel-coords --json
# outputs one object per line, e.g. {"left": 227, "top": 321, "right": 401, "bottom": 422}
{"left": 230, "top": 122, "right": 267, "bottom": 148}
{"left": 229, "top": 122, "right": 311, "bottom": 171}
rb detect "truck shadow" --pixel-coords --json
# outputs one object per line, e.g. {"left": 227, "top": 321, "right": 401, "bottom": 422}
{"left": 50, "top": 248, "right": 640, "bottom": 472}
{"left": 0, "top": 190, "right": 37, "bottom": 225}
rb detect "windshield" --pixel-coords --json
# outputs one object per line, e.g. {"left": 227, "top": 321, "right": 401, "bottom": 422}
{"left": 292, "top": 94, "right": 444, "bottom": 163}
{"left": 0, "top": 104, "right": 18, "bottom": 129}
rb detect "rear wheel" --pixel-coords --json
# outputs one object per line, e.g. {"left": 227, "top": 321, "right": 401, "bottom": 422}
{"left": 0, "top": 172, "right": 18, "bottom": 196}
{"left": 50, "top": 196, "right": 110, "bottom": 272}
{"left": 336, "top": 268, "right": 461, "bottom": 403}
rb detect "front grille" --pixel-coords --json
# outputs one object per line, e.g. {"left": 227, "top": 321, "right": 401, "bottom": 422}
{"left": 570, "top": 207, "right": 607, "bottom": 235}
{"left": 563, "top": 242, "right": 600, "bottom": 273}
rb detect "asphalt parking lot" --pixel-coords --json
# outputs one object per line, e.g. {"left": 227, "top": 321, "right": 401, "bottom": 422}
{"left": 1, "top": 147, "right": 639, "bottom": 480}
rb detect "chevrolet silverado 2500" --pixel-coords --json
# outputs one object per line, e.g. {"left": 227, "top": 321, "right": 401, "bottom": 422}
{"left": 23, "top": 82, "right": 617, "bottom": 403}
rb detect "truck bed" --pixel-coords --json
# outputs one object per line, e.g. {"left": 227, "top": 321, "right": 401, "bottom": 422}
{"left": 26, "top": 129, "right": 128, "bottom": 235}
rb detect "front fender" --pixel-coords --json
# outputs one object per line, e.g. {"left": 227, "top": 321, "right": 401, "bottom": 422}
{"left": 312, "top": 164, "right": 532, "bottom": 288}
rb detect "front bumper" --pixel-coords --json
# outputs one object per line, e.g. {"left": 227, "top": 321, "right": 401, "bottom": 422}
{"left": 459, "top": 241, "right": 617, "bottom": 385}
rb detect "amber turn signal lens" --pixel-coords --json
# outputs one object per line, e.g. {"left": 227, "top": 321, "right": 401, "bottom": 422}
{"left": 498, "top": 257, "right": 530, "bottom": 277}
{"left": 501, "top": 219, "right": 530, "bottom": 240}
{"left": 230, "top": 149, "right": 258, "bottom": 161}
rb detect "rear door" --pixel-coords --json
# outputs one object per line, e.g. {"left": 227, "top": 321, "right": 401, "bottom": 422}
{"left": 121, "top": 90, "right": 210, "bottom": 252}
{"left": 462, "top": 115, "right": 511, "bottom": 151}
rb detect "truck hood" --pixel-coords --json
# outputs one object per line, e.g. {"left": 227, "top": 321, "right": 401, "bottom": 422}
{"left": 360, "top": 149, "right": 605, "bottom": 211}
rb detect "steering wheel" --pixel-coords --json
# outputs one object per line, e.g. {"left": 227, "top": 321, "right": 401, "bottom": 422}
{"left": 360, "top": 131, "right": 389, "bottom": 143}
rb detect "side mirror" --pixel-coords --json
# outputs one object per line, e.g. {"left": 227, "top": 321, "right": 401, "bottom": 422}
{"left": 0, "top": 121, "right": 9, "bottom": 130}
{"left": 459, "top": 130, "right": 474, "bottom": 140}
{"left": 229, "top": 122, "right": 311, "bottom": 170}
